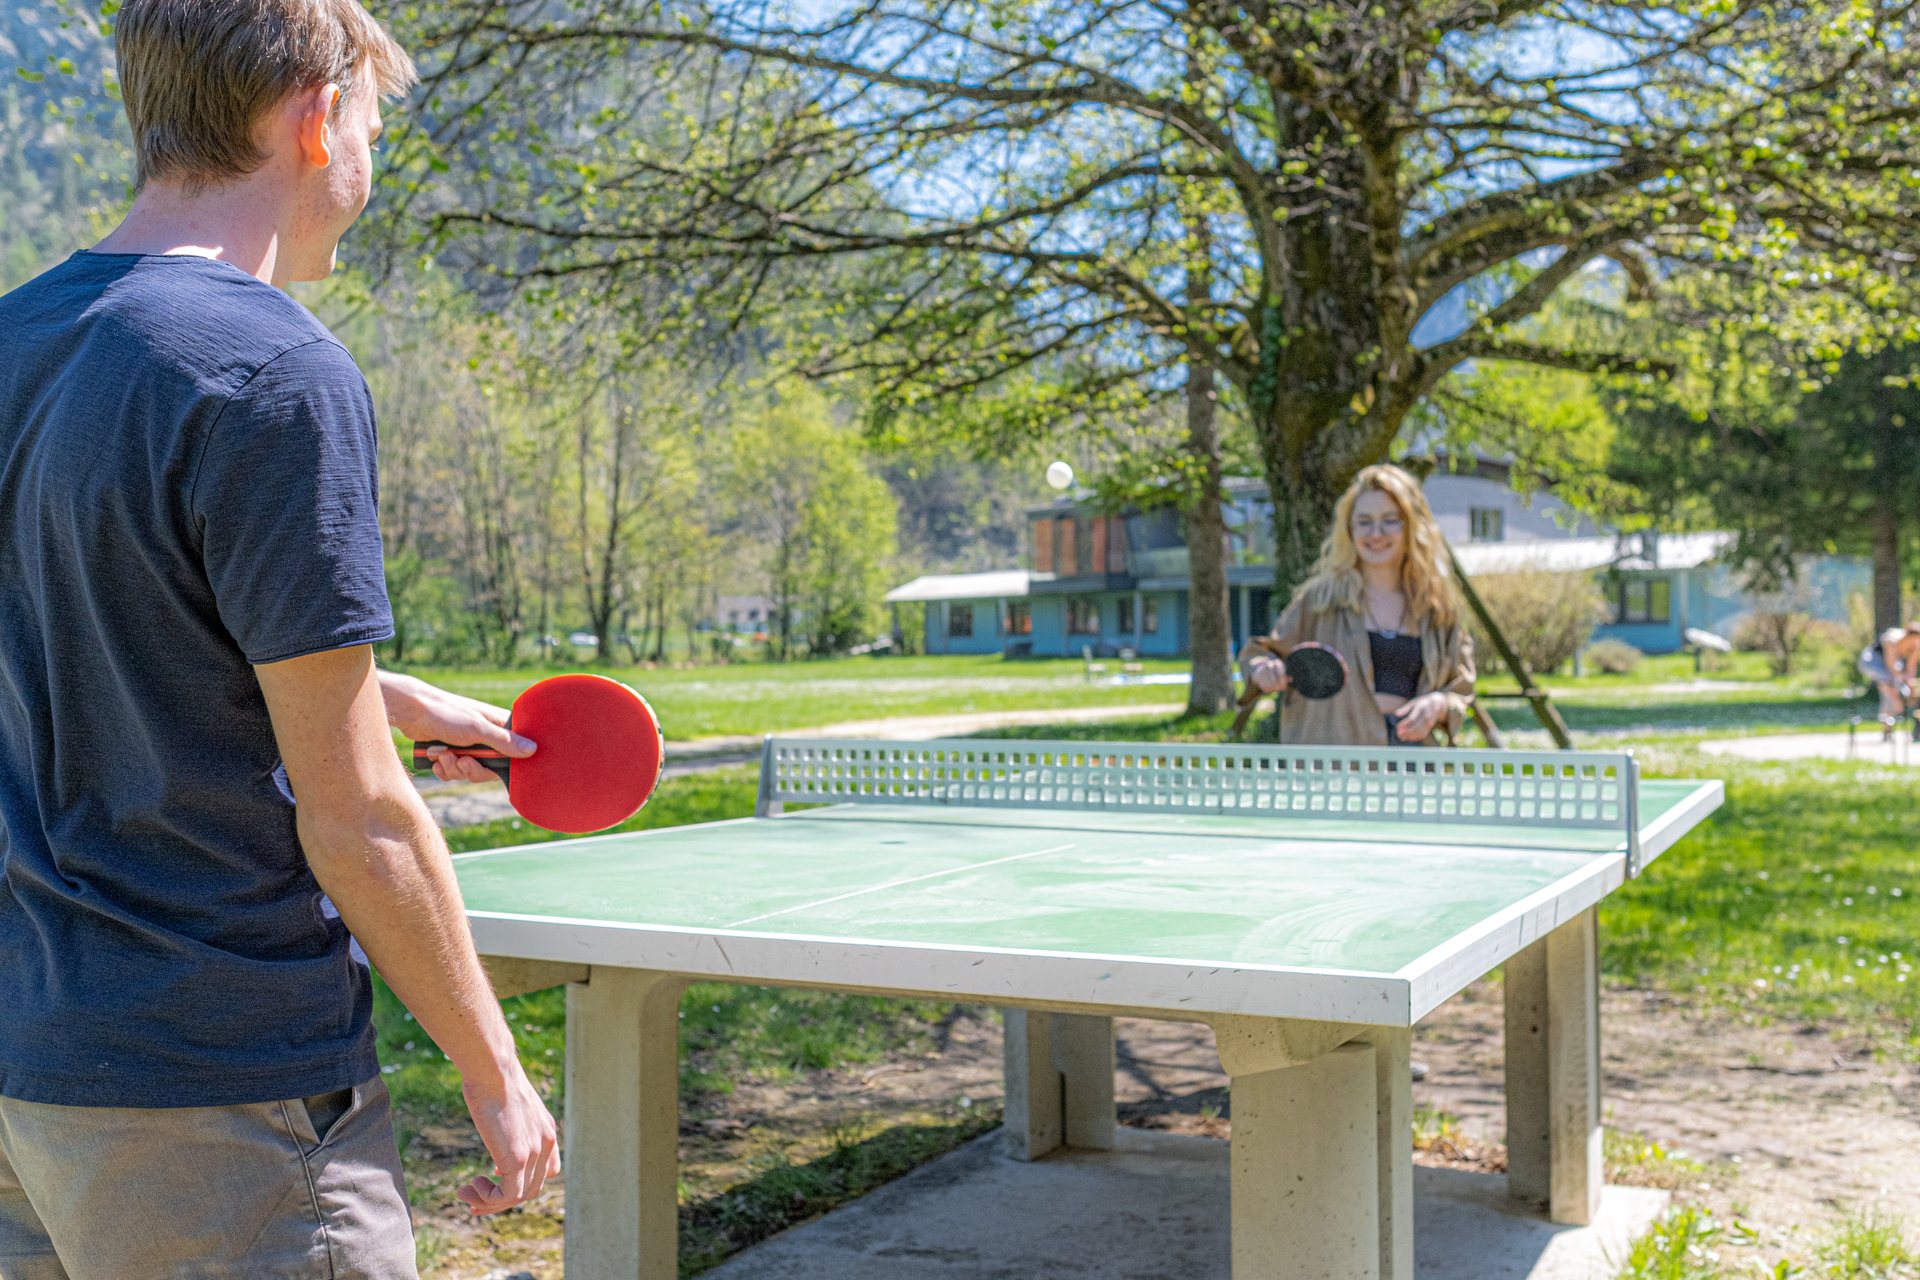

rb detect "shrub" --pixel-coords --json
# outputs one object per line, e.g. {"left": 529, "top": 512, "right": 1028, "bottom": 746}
{"left": 1798, "top": 617, "right": 1866, "bottom": 692}
{"left": 1585, "top": 638, "right": 1643, "bottom": 675}
{"left": 1463, "top": 568, "right": 1608, "bottom": 676}
{"left": 1801, "top": 618, "right": 1853, "bottom": 652}
{"left": 1730, "top": 606, "right": 1824, "bottom": 677}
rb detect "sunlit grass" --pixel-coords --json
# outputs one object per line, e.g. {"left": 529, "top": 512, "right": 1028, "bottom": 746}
{"left": 1614, "top": 1207, "right": 1741, "bottom": 1280}
{"left": 392, "top": 653, "right": 1193, "bottom": 741}
{"left": 1817, "top": 1208, "right": 1918, "bottom": 1279}
{"left": 1602, "top": 759, "right": 1920, "bottom": 1052}
{"left": 1604, "top": 1128, "right": 1711, "bottom": 1191}
{"left": 1612, "top": 1206, "right": 1919, "bottom": 1280}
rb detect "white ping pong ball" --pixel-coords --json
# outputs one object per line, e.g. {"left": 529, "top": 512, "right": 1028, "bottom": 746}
{"left": 1045, "top": 461, "right": 1074, "bottom": 490}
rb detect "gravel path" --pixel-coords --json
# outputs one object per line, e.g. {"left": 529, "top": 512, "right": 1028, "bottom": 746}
{"left": 1699, "top": 729, "right": 1920, "bottom": 766}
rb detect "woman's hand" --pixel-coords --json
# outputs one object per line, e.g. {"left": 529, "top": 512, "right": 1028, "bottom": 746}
{"left": 1393, "top": 692, "right": 1449, "bottom": 742}
{"left": 1248, "top": 654, "right": 1289, "bottom": 694}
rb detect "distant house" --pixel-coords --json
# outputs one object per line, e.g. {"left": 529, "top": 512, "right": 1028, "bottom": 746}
{"left": 712, "top": 594, "right": 775, "bottom": 635}
{"left": 887, "top": 463, "right": 1868, "bottom": 658}
{"left": 1454, "top": 532, "right": 1867, "bottom": 655}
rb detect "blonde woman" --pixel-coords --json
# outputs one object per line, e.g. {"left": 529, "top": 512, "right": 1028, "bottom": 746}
{"left": 1241, "top": 464, "right": 1476, "bottom": 746}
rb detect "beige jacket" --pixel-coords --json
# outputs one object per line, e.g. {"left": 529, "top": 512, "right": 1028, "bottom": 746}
{"left": 1237, "top": 596, "right": 1476, "bottom": 746}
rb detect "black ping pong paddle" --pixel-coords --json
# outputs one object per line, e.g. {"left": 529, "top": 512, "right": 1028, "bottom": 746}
{"left": 412, "top": 673, "right": 664, "bottom": 834}
{"left": 1282, "top": 642, "right": 1348, "bottom": 700}
{"left": 1228, "top": 641, "right": 1350, "bottom": 739}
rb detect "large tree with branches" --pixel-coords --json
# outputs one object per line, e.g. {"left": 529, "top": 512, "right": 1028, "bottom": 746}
{"left": 396, "top": 0, "right": 1920, "bottom": 600}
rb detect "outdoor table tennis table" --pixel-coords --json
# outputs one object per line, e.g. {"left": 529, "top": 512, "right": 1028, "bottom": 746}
{"left": 454, "top": 737, "right": 1723, "bottom": 1280}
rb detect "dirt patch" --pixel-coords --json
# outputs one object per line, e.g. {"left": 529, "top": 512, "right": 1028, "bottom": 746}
{"left": 421, "top": 983, "right": 1920, "bottom": 1277}
{"left": 1417, "top": 983, "right": 1920, "bottom": 1268}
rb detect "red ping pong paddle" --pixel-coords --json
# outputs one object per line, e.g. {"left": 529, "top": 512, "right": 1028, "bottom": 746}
{"left": 412, "top": 674, "right": 664, "bottom": 834}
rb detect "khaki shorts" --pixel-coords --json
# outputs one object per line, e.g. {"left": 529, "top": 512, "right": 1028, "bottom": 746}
{"left": 0, "top": 1077, "right": 417, "bottom": 1280}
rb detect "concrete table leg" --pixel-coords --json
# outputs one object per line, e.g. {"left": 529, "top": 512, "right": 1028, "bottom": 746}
{"left": 1002, "top": 1008, "right": 1061, "bottom": 1160}
{"left": 1002, "top": 1010, "right": 1115, "bottom": 1160}
{"left": 1360, "top": 1027, "right": 1414, "bottom": 1280}
{"left": 565, "top": 967, "right": 685, "bottom": 1279}
{"left": 1224, "top": 1039, "right": 1382, "bottom": 1280}
{"left": 1504, "top": 907, "right": 1603, "bottom": 1225}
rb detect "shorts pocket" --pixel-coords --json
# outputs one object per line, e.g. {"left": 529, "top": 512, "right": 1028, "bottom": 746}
{"left": 294, "top": 1084, "right": 360, "bottom": 1151}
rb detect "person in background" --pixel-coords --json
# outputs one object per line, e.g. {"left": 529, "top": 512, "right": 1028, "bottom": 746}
{"left": 1241, "top": 463, "right": 1476, "bottom": 746}
{"left": 0, "top": 1, "right": 552, "bottom": 1275}
{"left": 1858, "top": 622, "right": 1920, "bottom": 741}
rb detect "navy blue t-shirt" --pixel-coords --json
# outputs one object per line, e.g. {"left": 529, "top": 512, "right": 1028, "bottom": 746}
{"left": 0, "top": 252, "right": 393, "bottom": 1107}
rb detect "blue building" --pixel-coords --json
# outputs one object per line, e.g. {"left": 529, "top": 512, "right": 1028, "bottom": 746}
{"left": 888, "top": 467, "right": 1869, "bottom": 658}
{"left": 1453, "top": 532, "right": 1868, "bottom": 655}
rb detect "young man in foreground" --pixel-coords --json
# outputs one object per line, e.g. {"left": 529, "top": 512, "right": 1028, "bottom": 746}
{"left": 0, "top": 1, "right": 555, "bottom": 1274}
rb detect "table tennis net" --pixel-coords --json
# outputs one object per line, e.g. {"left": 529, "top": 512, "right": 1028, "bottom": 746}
{"left": 762, "top": 737, "right": 1637, "bottom": 835}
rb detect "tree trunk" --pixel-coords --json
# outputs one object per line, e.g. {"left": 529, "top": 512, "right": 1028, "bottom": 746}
{"left": 650, "top": 582, "right": 669, "bottom": 662}
{"left": 1176, "top": 164, "right": 1236, "bottom": 717}
{"left": 1264, "top": 448, "right": 1339, "bottom": 605}
{"left": 1870, "top": 405, "right": 1906, "bottom": 634}
{"left": 1183, "top": 360, "right": 1236, "bottom": 715}
{"left": 1871, "top": 498, "right": 1902, "bottom": 635}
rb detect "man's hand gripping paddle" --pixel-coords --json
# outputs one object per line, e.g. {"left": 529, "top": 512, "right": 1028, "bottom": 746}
{"left": 1229, "top": 642, "right": 1350, "bottom": 739}
{"left": 412, "top": 674, "right": 664, "bottom": 833}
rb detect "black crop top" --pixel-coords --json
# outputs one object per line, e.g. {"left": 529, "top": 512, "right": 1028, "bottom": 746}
{"left": 1369, "top": 631, "right": 1422, "bottom": 699}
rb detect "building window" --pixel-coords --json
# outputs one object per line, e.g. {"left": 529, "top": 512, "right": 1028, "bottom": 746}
{"left": 1067, "top": 599, "right": 1101, "bottom": 634}
{"left": 948, "top": 604, "right": 974, "bottom": 637}
{"left": 1117, "top": 596, "right": 1133, "bottom": 634}
{"left": 1056, "top": 518, "right": 1077, "bottom": 576}
{"left": 1031, "top": 519, "right": 1054, "bottom": 574}
{"left": 1006, "top": 601, "right": 1032, "bottom": 635}
{"left": 1142, "top": 596, "right": 1159, "bottom": 634}
{"left": 1469, "top": 507, "right": 1505, "bottom": 542}
{"left": 1616, "top": 577, "right": 1671, "bottom": 624}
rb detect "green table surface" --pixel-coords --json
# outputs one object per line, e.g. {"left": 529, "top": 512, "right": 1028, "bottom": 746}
{"left": 455, "top": 780, "right": 1709, "bottom": 979}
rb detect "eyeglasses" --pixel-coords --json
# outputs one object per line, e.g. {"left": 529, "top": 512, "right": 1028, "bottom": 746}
{"left": 1351, "top": 516, "right": 1405, "bottom": 536}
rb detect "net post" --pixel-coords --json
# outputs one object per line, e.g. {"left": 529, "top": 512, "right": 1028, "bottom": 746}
{"left": 754, "top": 737, "right": 784, "bottom": 818}
{"left": 1622, "top": 752, "right": 1642, "bottom": 876}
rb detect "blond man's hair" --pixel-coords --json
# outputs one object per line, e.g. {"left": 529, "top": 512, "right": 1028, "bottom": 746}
{"left": 1295, "top": 463, "right": 1461, "bottom": 629}
{"left": 116, "top": 0, "right": 417, "bottom": 192}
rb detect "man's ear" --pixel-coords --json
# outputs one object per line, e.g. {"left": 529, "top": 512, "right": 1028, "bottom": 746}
{"left": 293, "top": 84, "right": 342, "bottom": 168}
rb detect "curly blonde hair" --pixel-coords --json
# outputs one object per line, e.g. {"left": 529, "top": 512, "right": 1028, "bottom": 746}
{"left": 1295, "top": 463, "right": 1460, "bottom": 628}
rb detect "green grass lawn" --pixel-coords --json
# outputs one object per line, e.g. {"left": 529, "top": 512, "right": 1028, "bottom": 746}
{"left": 1477, "top": 649, "right": 1872, "bottom": 737}
{"left": 391, "top": 647, "right": 1876, "bottom": 747}
{"left": 391, "top": 653, "right": 1193, "bottom": 742}
{"left": 1603, "top": 752, "right": 1920, "bottom": 1051}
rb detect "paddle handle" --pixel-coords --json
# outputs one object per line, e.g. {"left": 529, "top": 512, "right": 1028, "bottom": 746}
{"left": 411, "top": 741, "right": 511, "bottom": 781}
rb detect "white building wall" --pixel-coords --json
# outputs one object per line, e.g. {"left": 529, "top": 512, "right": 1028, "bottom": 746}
{"left": 1421, "top": 473, "right": 1601, "bottom": 545}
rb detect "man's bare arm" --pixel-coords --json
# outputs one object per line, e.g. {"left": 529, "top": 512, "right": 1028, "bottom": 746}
{"left": 255, "top": 644, "right": 558, "bottom": 1213}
